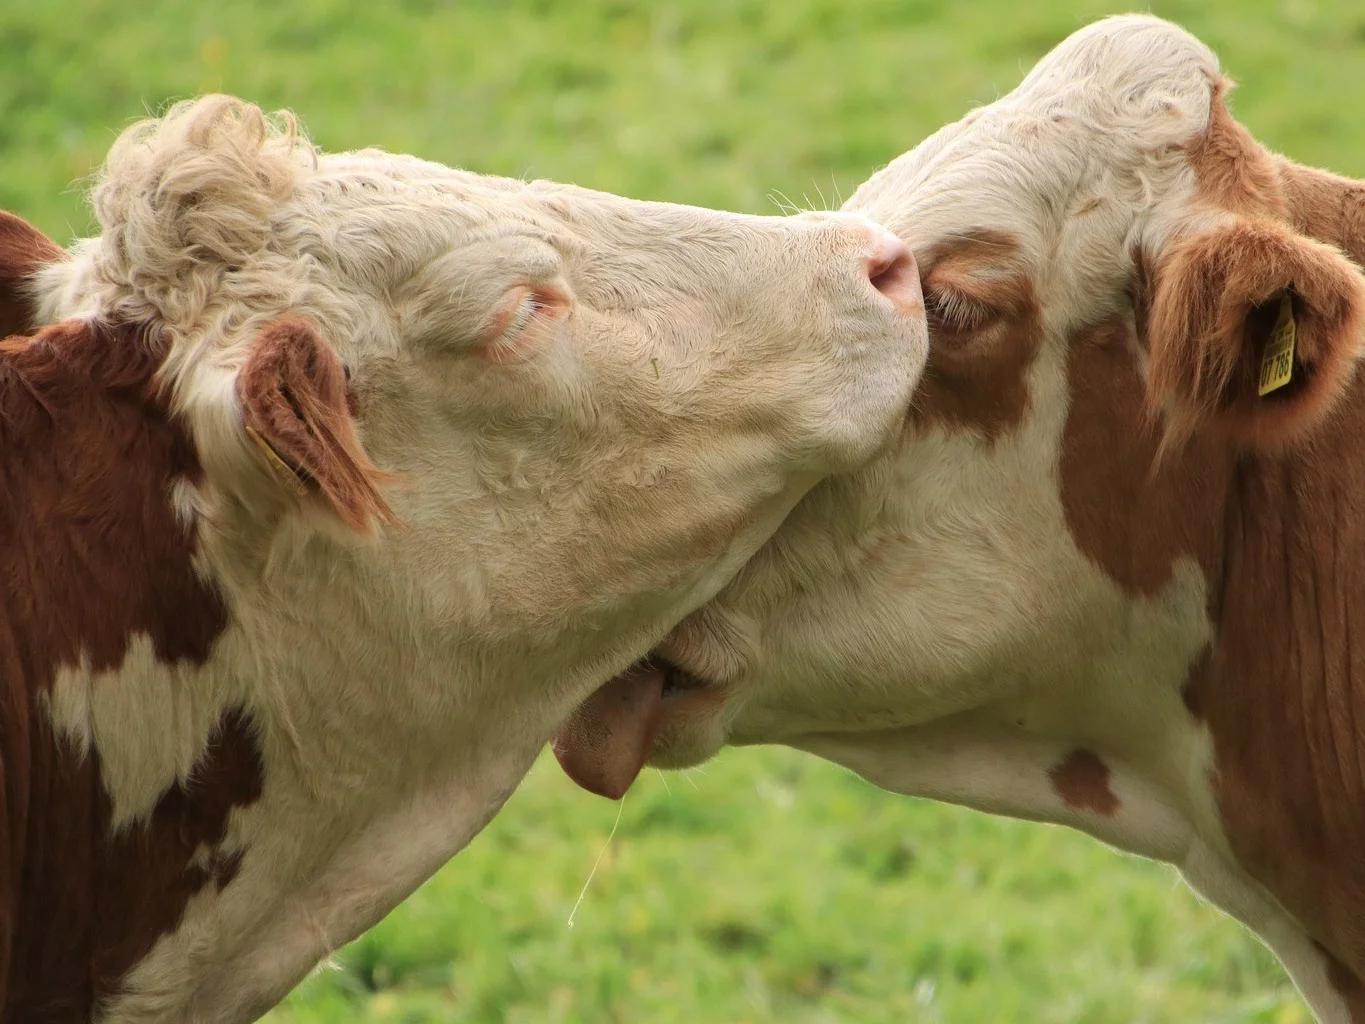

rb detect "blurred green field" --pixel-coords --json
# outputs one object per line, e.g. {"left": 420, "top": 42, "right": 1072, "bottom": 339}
{"left": 6, "top": 0, "right": 1363, "bottom": 1020}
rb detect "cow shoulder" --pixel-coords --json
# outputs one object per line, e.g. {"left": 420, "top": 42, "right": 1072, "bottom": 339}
{"left": 0, "top": 317, "right": 262, "bottom": 1019}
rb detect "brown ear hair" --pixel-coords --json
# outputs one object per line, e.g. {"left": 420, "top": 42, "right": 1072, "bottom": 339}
{"left": 1146, "top": 217, "right": 1365, "bottom": 448}
{"left": 236, "top": 317, "right": 396, "bottom": 533}
{"left": 0, "top": 211, "right": 62, "bottom": 339}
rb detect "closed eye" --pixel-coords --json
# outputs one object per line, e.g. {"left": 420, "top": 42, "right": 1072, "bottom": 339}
{"left": 488, "top": 285, "right": 569, "bottom": 341}
{"left": 924, "top": 287, "right": 995, "bottom": 334}
{"left": 483, "top": 285, "right": 571, "bottom": 363}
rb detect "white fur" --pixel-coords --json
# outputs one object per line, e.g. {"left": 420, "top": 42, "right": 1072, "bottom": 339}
{"left": 653, "top": 16, "right": 1346, "bottom": 1022}
{"left": 27, "top": 96, "right": 926, "bottom": 1022}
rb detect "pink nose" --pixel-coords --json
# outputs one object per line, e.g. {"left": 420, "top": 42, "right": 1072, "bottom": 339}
{"left": 863, "top": 226, "right": 922, "bottom": 314}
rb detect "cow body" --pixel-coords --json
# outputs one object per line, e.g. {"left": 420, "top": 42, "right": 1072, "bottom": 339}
{"left": 557, "top": 18, "right": 1365, "bottom": 1023}
{"left": 0, "top": 97, "right": 926, "bottom": 1021}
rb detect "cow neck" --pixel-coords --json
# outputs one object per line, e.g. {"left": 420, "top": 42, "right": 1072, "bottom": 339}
{"left": 0, "top": 319, "right": 254, "bottom": 1021}
{"left": 1209, "top": 151, "right": 1365, "bottom": 1001}
{"left": 1197, "top": 385, "right": 1365, "bottom": 1001}
{"left": 1062, "top": 307, "right": 1365, "bottom": 1002}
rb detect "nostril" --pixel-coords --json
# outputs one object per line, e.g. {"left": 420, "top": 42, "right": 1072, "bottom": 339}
{"left": 865, "top": 233, "right": 922, "bottom": 313}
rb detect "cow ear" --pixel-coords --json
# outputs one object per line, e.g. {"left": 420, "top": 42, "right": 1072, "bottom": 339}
{"left": 236, "top": 317, "right": 396, "bottom": 534}
{"left": 1146, "top": 217, "right": 1365, "bottom": 449}
{"left": 0, "top": 212, "right": 62, "bottom": 339}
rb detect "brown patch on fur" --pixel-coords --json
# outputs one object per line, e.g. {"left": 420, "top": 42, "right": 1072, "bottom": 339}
{"left": 1049, "top": 749, "right": 1120, "bottom": 816}
{"left": 1146, "top": 218, "right": 1365, "bottom": 450}
{"left": 0, "top": 212, "right": 61, "bottom": 340}
{"left": 1184, "top": 79, "right": 1287, "bottom": 219}
{"left": 912, "top": 230, "right": 1041, "bottom": 441}
{"left": 237, "top": 317, "right": 396, "bottom": 533}
{"left": 0, "top": 319, "right": 259, "bottom": 1020}
{"left": 1060, "top": 315, "right": 1232, "bottom": 599}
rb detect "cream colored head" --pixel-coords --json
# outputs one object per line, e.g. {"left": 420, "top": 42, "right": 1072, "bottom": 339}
{"left": 19, "top": 94, "right": 927, "bottom": 1021}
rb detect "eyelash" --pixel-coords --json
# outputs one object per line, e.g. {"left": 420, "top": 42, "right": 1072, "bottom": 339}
{"left": 924, "top": 288, "right": 994, "bottom": 333}
{"left": 501, "top": 291, "right": 551, "bottom": 339}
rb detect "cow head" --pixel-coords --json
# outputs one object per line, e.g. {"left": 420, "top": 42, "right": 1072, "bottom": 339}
{"left": 5, "top": 95, "right": 926, "bottom": 1020}
{"left": 559, "top": 19, "right": 1365, "bottom": 1014}
{"left": 619, "top": 13, "right": 1365, "bottom": 768}
{"left": 562, "top": 14, "right": 1365, "bottom": 774}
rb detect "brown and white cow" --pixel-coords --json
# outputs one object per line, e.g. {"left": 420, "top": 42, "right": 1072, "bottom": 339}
{"left": 0, "top": 95, "right": 926, "bottom": 1022}
{"left": 555, "top": 16, "right": 1365, "bottom": 1023}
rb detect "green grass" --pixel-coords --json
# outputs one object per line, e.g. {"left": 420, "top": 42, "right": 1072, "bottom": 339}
{"left": 264, "top": 749, "right": 1312, "bottom": 1024}
{"left": 6, "top": 0, "right": 1361, "bottom": 1019}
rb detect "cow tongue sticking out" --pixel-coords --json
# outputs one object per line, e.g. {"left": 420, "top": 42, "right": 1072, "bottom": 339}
{"left": 553, "top": 660, "right": 664, "bottom": 799}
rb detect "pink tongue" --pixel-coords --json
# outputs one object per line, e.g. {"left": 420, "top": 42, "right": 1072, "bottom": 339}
{"left": 553, "top": 661, "right": 664, "bottom": 800}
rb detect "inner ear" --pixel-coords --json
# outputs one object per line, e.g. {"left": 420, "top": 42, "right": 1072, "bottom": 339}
{"left": 236, "top": 317, "right": 396, "bottom": 533}
{"left": 1145, "top": 218, "right": 1365, "bottom": 449}
{"left": 0, "top": 212, "right": 63, "bottom": 339}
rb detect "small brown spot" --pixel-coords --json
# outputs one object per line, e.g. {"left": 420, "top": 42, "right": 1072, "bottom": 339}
{"left": 1049, "top": 749, "right": 1120, "bottom": 816}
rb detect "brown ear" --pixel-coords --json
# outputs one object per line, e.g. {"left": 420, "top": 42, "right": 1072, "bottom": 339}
{"left": 236, "top": 317, "right": 396, "bottom": 533}
{"left": 0, "top": 212, "right": 62, "bottom": 339}
{"left": 1146, "top": 217, "right": 1365, "bottom": 448}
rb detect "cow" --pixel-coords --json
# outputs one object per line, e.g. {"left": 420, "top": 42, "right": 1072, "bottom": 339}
{"left": 0, "top": 94, "right": 927, "bottom": 1023}
{"left": 554, "top": 16, "right": 1365, "bottom": 1023}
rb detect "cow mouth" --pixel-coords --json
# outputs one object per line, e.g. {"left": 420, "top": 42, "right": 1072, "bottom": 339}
{"left": 551, "top": 654, "right": 709, "bottom": 800}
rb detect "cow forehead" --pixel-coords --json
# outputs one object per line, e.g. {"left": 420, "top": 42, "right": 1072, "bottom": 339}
{"left": 852, "top": 15, "right": 1218, "bottom": 293}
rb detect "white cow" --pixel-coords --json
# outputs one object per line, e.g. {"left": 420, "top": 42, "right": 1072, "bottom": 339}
{"left": 556, "top": 17, "right": 1365, "bottom": 1023}
{"left": 0, "top": 94, "right": 925, "bottom": 1022}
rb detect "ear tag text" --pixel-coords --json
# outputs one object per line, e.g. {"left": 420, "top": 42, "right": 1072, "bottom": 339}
{"left": 1258, "top": 293, "right": 1296, "bottom": 397}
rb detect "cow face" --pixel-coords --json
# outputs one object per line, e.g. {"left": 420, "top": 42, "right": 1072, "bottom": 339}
{"left": 13, "top": 95, "right": 925, "bottom": 1021}
{"left": 40, "top": 95, "right": 926, "bottom": 704}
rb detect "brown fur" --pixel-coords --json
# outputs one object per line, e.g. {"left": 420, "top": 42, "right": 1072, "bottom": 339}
{"left": 1060, "top": 315, "right": 1232, "bottom": 599}
{"left": 1057, "top": 82, "right": 1365, "bottom": 1004}
{"left": 237, "top": 317, "right": 396, "bottom": 534}
{"left": 1145, "top": 217, "right": 1365, "bottom": 449}
{"left": 0, "top": 318, "right": 261, "bottom": 1020}
{"left": 1049, "top": 749, "right": 1120, "bottom": 816}
{"left": 1183, "top": 79, "right": 1287, "bottom": 220}
{"left": 911, "top": 230, "right": 1041, "bottom": 442}
{"left": 1280, "top": 160, "right": 1365, "bottom": 270}
{"left": 0, "top": 213, "right": 61, "bottom": 340}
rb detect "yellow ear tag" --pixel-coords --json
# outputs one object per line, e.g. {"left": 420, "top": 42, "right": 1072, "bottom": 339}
{"left": 245, "top": 426, "right": 309, "bottom": 498}
{"left": 1258, "top": 293, "right": 1297, "bottom": 397}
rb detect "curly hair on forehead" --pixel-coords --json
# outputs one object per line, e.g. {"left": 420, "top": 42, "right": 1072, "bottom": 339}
{"left": 89, "top": 96, "right": 319, "bottom": 339}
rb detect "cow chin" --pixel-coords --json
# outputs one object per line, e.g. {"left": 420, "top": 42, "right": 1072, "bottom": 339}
{"left": 646, "top": 658, "right": 732, "bottom": 770}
